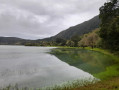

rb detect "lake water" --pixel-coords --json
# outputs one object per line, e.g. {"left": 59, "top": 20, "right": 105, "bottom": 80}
{"left": 0, "top": 46, "right": 95, "bottom": 88}
{"left": 50, "top": 48, "right": 116, "bottom": 76}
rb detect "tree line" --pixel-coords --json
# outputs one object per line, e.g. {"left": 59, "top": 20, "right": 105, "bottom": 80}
{"left": 25, "top": 29, "right": 101, "bottom": 49}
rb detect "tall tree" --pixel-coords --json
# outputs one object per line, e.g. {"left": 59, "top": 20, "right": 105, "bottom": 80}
{"left": 55, "top": 38, "right": 66, "bottom": 46}
{"left": 66, "top": 40, "right": 75, "bottom": 47}
{"left": 99, "top": 0, "right": 119, "bottom": 51}
{"left": 78, "top": 29, "right": 100, "bottom": 49}
{"left": 70, "top": 35, "right": 81, "bottom": 47}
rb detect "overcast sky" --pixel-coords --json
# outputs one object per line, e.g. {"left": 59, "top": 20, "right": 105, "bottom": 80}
{"left": 0, "top": 0, "right": 106, "bottom": 39}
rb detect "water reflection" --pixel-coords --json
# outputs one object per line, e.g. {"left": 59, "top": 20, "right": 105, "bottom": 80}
{"left": 50, "top": 48, "right": 116, "bottom": 74}
{"left": 0, "top": 46, "right": 94, "bottom": 88}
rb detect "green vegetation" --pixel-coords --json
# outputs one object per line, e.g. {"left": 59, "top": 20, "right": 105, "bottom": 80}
{"left": 43, "top": 78, "right": 98, "bottom": 90}
{"left": 78, "top": 28, "right": 101, "bottom": 49}
{"left": 74, "top": 77, "right": 119, "bottom": 90}
{"left": 1, "top": 77, "right": 119, "bottom": 90}
{"left": 99, "top": 0, "right": 119, "bottom": 51}
{"left": 24, "top": 28, "right": 101, "bottom": 48}
{"left": 0, "top": 37, "right": 27, "bottom": 45}
{"left": 66, "top": 40, "right": 75, "bottom": 47}
{"left": 0, "top": 78, "right": 98, "bottom": 90}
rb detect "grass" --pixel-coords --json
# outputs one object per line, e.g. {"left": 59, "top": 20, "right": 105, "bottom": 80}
{"left": 73, "top": 77, "right": 119, "bottom": 90}
{"left": 93, "top": 64, "right": 119, "bottom": 80}
{"left": 1, "top": 77, "right": 119, "bottom": 90}
{"left": 43, "top": 78, "right": 99, "bottom": 90}
{"left": 0, "top": 78, "right": 98, "bottom": 90}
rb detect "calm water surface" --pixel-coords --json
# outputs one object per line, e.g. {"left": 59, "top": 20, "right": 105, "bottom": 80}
{"left": 0, "top": 46, "right": 94, "bottom": 88}
{"left": 50, "top": 48, "right": 116, "bottom": 75}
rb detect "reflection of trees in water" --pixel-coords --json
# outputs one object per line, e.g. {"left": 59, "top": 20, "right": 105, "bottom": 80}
{"left": 50, "top": 48, "right": 115, "bottom": 74}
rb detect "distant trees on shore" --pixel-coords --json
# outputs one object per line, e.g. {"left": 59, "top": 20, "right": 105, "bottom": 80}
{"left": 25, "top": 29, "right": 101, "bottom": 49}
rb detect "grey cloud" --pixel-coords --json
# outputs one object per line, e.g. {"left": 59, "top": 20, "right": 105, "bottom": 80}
{"left": 0, "top": 0, "right": 106, "bottom": 39}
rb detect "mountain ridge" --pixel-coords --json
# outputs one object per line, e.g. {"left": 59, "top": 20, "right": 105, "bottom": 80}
{"left": 39, "top": 15, "right": 100, "bottom": 41}
{"left": 0, "top": 15, "right": 100, "bottom": 44}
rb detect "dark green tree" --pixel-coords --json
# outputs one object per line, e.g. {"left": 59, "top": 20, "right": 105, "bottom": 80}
{"left": 55, "top": 38, "right": 66, "bottom": 46}
{"left": 66, "top": 40, "right": 75, "bottom": 47}
{"left": 70, "top": 35, "right": 81, "bottom": 47}
{"left": 99, "top": 0, "right": 119, "bottom": 51}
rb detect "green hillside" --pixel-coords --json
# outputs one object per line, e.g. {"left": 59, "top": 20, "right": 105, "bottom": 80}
{"left": 39, "top": 15, "right": 100, "bottom": 41}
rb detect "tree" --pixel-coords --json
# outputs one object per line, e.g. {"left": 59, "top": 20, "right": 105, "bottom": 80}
{"left": 99, "top": 0, "right": 119, "bottom": 51}
{"left": 78, "top": 34, "right": 88, "bottom": 48}
{"left": 70, "top": 35, "right": 81, "bottom": 47}
{"left": 55, "top": 38, "right": 66, "bottom": 46}
{"left": 87, "top": 32, "right": 100, "bottom": 49}
{"left": 78, "top": 29, "right": 100, "bottom": 49}
{"left": 66, "top": 40, "right": 75, "bottom": 47}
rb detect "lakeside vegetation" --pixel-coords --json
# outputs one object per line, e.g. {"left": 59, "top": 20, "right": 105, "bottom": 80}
{"left": 24, "top": 28, "right": 101, "bottom": 49}
{"left": 1, "top": 77, "right": 119, "bottom": 90}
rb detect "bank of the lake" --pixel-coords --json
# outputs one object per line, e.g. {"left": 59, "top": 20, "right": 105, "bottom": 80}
{"left": 73, "top": 77, "right": 119, "bottom": 90}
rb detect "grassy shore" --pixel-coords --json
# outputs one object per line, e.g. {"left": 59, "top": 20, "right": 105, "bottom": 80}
{"left": 73, "top": 77, "right": 119, "bottom": 90}
{"left": 1, "top": 78, "right": 119, "bottom": 90}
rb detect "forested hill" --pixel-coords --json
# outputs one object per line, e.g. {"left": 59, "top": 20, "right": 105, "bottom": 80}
{"left": 40, "top": 15, "right": 100, "bottom": 41}
{"left": 0, "top": 37, "right": 33, "bottom": 45}
{"left": 0, "top": 15, "right": 100, "bottom": 45}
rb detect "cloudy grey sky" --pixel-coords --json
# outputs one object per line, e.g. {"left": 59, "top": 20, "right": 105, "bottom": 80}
{"left": 0, "top": 0, "right": 106, "bottom": 39}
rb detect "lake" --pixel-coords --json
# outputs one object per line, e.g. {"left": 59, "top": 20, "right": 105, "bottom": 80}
{"left": 0, "top": 45, "right": 116, "bottom": 89}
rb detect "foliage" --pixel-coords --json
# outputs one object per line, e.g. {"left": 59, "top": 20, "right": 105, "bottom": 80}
{"left": 74, "top": 77, "right": 119, "bottom": 90}
{"left": 66, "top": 40, "right": 75, "bottom": 47}
{"left": 78, "top": 29, "right": 101, "bottom": 49}
{"left": 70, "top": 35, "right": 81, "bottom": 47}
{"left": 99, "top": 0, "right": 119, "bottom": 51}
{"left": 55, "top": 38, "right": 66, "bottom": 46}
